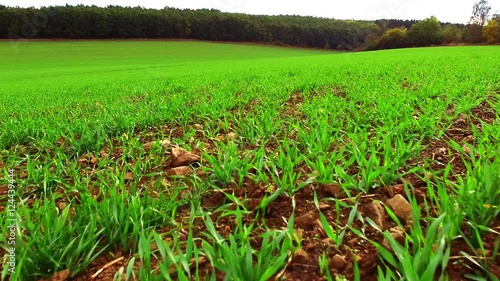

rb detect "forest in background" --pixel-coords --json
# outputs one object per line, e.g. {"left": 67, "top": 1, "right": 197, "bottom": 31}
{"left": 1, "top": 2, "right": 499, "bottom": 51}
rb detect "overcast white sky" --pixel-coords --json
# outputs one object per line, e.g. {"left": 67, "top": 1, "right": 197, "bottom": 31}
{"left": 3, "top": 0, "right": 500, "bottom": 24}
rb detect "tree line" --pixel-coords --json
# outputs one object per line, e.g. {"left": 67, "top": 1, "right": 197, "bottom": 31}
{"left": 369, "top": 0, "right": 499, "bottom": 50}
{"left": 0, "top": 1, "right": 499, "bottom": 51}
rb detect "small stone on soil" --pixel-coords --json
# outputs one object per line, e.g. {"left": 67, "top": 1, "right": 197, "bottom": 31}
{"left": 331, "top": 254, "right": 347, "bottom": 270}
{"left": 385, "top": 194, "right": 413, "bottom": 222}
{"left": 318, "top": 203, "right": 330, "bottom": 211}
{"left": 347, "top": 237, "right": 358, "bottom": 247}
{"left": 462, "top": 145, "right": 471, "bottom": 154}
{"left": 58, "top": 202, "right": 67, "bottom": 211}
{"left": 295, "top": 210, "right": 318, "bottom": 228}
{"left": 169, "top": 146, "right": 200, "bottom": 167}
{"left": 322, "top": 237, "right": 335, "bottom": 248}
{"left": 124, "top": 172, "right": 134, "bottom": 180}
{"left": 368, "top": 201, "right": 386, "bottom": 230}
{"left": 226, "top": 132, "right": 237, "bottom": 140}
{"left": 48, "top": 269, "right": 70, "bottom": 281}
{"left": 319, "top": 183, "right": 344, "bottom": 198}
{"left": 99, "top": 151, "right": 108, "bottom": 159}
{"left": 437, "top": 147, "right": 447, "bottom": 155}
{"left": 293, "top": 248, "right": 309, "bottom": 262}
{"left": 143, "top": 139, "right": 170, "bottom": 151}
{"left": 90, "top": 155, "right": 98, "bottom": 164}
{"left": 381, "top": 228, "right": 405, "bottom": 251}
{"left": 166, "top": 166, "right": 193, "bottom": 177}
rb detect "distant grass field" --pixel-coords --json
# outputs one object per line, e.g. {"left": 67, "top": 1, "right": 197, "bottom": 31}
{"left": 0, "top": 40, "right": 327, "bottom": 91}
{"left": 0, "top": 41, "right": 499, "bottom": 281}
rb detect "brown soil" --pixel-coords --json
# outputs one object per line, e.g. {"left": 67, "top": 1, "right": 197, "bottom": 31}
{"left": 70, "top": 101, "right": 498, "bottom": 281}
{"left": 4, "top": 95, "right": 498, "bottom": 281}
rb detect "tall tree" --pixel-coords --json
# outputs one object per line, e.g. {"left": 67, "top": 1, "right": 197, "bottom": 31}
{"left": 376, "top": 27, "right": 410, "bottom": 49}
{"left": 442, "top": 24, "right": 463, "bottom": 44}
{"left": 483, "top": 15, "right": 500, "bottom": 43}
{"left": 408, "top": 16, "right": 443, "bottom": 46}
{"left": 470, "top": 0, "right": 491, "bottom": 27}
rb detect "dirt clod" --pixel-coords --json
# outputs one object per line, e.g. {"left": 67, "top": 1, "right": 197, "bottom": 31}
{"left": 295, "top": 210, "right": 318, "bottom": 229}
{"left": 41, "top": 269, "right": 70, "bottom": 281}
{"left": 319, "top": 183, "right": 344, "bottom": 198}
{"left": 368, "top": 201, "right": 386, "bottom": 230}
{"left": 437, "top": 147, "right": 447, "bottom": 155}
{"left": 462, "top": 145, "right": 471, "bottom": 154}
{"left": 124, "top": 172, "right": 134, "bottom": 180}
{"left": 331, "top": 254, "right": 347, "bottom": 270}
{"left": 58, "top": 202, "right": 67, "bottom": 211}
{"left": 143, "top": 139, "right": 170, "bottom": 151}
{"left": 169, "top": 146, "right": 200, "bottom": 168}
{"left": 166, "top": 166, "right": 193, "bottom": 177}
{"left": 293, "top": 248, "right": 309, "bottom": 262}
{"left": 318, "top": 203, "right": 330, "bottom": 211}
{"left": 385, "top": 194, "right": 413, "bottom": 222}
{"left": 381, "top": 228, "right": 405, "bottom": 251}
{"left": 226, "top": 132, "right": 237, "bottom": 140}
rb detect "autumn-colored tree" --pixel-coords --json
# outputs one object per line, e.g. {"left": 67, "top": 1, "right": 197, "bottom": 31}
{"left": 374, "top": 27, "right": 410, "bottom": 49}
{"left": 483, "top": 17, "right": 500, "bottom": 43}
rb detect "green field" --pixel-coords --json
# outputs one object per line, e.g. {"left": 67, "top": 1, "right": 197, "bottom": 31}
{"left": 1, "top": 41, "right": 499, "bottom": 281}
